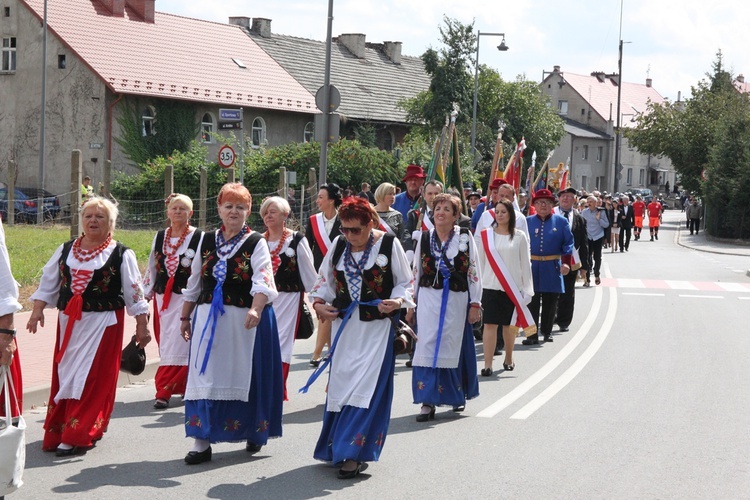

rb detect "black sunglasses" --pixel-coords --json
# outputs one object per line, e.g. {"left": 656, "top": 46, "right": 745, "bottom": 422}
{"left": 340, "top": 226, "right": 364, "bottom": 235}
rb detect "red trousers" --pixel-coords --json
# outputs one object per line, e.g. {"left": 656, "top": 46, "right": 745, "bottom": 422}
{"left": 154, "top": 365, "right": 187, "bottom": 401}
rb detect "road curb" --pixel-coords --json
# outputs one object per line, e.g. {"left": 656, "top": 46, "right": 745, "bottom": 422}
{"left": 22, "top": 358, "right": 161, "bottom": 411}
{"left": 674, "top": 220, "right": 750, "bottom": 257}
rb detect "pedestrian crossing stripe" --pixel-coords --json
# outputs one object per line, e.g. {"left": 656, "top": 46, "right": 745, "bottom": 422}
{"left": 595, "top": 278, "right": 750, "bottom": 292}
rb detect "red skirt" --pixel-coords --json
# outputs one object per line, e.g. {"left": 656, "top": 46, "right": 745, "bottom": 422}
{"left": 42, "top": 309, "right": 124, "bottom": 450}
{"left": 0, "top": 339, "right": 23, "bottom": 418}
{"left": 154, "top": 365, "right": 188, "bottom": 400}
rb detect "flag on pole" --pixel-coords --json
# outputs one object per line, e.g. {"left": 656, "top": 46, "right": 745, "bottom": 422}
{"left": 559, "top": 157, "right": 570, "bottom": 190}
{"left": 525, "top": 151, "right": 537, "bottom": 194}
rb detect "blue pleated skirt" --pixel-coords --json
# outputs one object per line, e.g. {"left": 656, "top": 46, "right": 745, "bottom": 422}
{"left": 313, "top": 327, "right": 395, "bottom": 465}
{"left": 185, "top": 305, "right": 284, "bottom": 445}
{"left": 412, "top": 320, "right": 479, "bottom": 406}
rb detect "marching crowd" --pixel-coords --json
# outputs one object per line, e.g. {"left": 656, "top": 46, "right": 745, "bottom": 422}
{"left": 0, "top": 164, "right": 677, "bottom": 483}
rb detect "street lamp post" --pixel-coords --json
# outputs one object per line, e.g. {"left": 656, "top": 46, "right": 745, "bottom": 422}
{"left": 470, "top": 30, "right": 508, "bottom": 160}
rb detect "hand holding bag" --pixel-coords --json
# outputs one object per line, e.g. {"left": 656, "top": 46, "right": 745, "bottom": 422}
{"left": 0, "top": 365, "right": 26, "bottom": 496}
{"left": 120, "top": 335, "right": 146, "bottom": 376}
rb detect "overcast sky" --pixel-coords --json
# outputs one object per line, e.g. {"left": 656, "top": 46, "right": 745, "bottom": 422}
{"left": 159, "top": 0, "right": 748, "bottom": 102}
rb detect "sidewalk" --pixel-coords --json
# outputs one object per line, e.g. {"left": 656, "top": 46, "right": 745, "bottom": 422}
{"left": 669, "top": 210, "right": 750, "bottom": 258}
{"left": 15, "top": 307, "right": 161, "bottom": 410}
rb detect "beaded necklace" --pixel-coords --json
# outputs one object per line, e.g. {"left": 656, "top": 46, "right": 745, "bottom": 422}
{"left": 216, "top": 224, "right": 250, "bottom": 258}
{"left": 344, "top": 232, "right": 374, "bottom": 299}
{"left": 72, "top": 233, "right": 112, "bottom": 263}
{"left": 264, "top": 227, "right": 291, "bottom": 274}
{"left": 163, "top": 225, "right": 190, "bottom": 256}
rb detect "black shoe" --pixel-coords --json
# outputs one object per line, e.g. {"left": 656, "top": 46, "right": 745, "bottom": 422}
{"left": 503, "top": 362, "right": 515, "bottom": 371}
{"left": 655, "top": 234, "right": 658, "bottom": 240}
{"left": 480, "top": 367, "right": 493, "bottom": 377}
{"left": 494, "top": 347, "right": 503, "bottom": 356}
{"left": 543, "top": 334, "right": 553, "bottom": 343}
{"left": 246, "top": 441, "right": 263, "bottom": 453}
{"left": 620, "top": 249, "right": 624, "bottom": 253}
{"left": 558, "top": 325, "right": 569, "bottom": 332}
{"left": 650, "top": 237, "right": 654, "bottom": 241}
{"left": 522, "top": 335, "right": 539, "bottom": 345}
{"left": 405, "top": 358, "right": 413, "bottom": 368}
{"left": 55, "top": 446, "right": 87, "bottom": 457}
{"left": 415, "top": 405, "right": 436, "bottom": 422}
{"left": 338, "top": 462, "right": 367, "bottom": 479}
{"left": 185, "top": 446, "right": 212, "bottom": 465}
{"left": 153, "top": 399, "right": 169, "bottom": 410}
{"left": 452, "top": 405, "right": 465, "bottom": 413}
{"left": 309, "top": 358, "right": 321, "bottom": 368}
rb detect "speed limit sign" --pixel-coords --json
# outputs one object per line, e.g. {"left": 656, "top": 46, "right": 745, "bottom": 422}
{"left": 218, "top": 145, "right": 236, "bottom": 168}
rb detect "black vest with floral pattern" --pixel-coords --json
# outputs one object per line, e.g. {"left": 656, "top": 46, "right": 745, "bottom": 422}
{"left": 418, "top": 228, "right": 470, "bottom": 292}
{"left": 152, "top": 229, "right": 203, "bottom": 295}
{"left": 331, "top": 234, "right": 397, "bottom": 322}
{"left": 273, "top": 231, "right": 305, "bottom": 293}
{"left": 197, "top": 231, "right": 263, "bottom": 309}
{"left": 56, "top": 240, "right": 127, "bottom": 311}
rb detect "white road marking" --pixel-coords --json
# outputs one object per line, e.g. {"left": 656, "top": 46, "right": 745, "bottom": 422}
{"left": 716, "top": 282, "right": 748, "bottom": 292}
{"left": 678, "top": 295, "right": 724, "bottom": 299}
{"left": 738, "top": 297, "right": 750, "bottom": 300}
{"left": 622, "top": 292, "right": 664, "bottom": 296}
{"left": 665, "top": 280, "right": 698, "bottom": 290}
{"left": 476, "top": 285, "right": 603, "bottom": 419}
{"left": 617, "top": 279, "right": 645, "bottom": 288}
{"left": 511, "top": 287, "right": 618, "bottom": 419}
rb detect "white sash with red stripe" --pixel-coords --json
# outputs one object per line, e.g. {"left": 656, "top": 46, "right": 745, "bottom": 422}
{"left": 480, "top": 228, "right": 536, "bottom": 332}
{"left": 309, "top": 213, "right": 332, "bottom": 256}
{"left": 417, "top": 210, "right": 434, "bottom": 231}
{"left": 378, "top": 218, "right": 395, "bottom": 235}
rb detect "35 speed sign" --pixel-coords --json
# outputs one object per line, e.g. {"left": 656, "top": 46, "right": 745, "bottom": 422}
{"left": 218, "top": 145, "right": 236, "bottom": 168}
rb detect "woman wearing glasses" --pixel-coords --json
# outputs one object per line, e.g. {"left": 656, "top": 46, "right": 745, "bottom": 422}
{"left": 303, "top": 197, "right": 414, "bottom": 479}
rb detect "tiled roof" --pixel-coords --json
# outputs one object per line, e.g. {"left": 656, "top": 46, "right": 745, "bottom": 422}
{"left": 559, "top": 72, "right": 665, "bottom": 129}
{"left": 247, "top": 32, "right": 431, "bottom": 124}
{"left": 564, "top": 119, "right": 610, "bottom": 140}
{"left": 20, "top": 0, "right": 316, "bottom": 113}
{"left": 734, "top": 79, "right": 750, "bottom": 94}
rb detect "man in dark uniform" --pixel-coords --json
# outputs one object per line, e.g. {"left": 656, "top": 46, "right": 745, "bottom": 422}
{"left": 618, "top": 195, "right": 635, "bottom": 252}
{"left": 553, "top": 187, "right": 588, "bottom": 332}
{"left": 523, "top": 189, "right": 575, "bottom": 345}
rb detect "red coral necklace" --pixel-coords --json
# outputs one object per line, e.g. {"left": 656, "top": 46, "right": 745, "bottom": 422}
{"left": 163, "top": 225, "right": 190, "bottom": 256}
{"left": 264, "top": 228, "right": 291, "bottom": 274}
{"left": 72, "top": 233, "right": 112, "bottom": 262}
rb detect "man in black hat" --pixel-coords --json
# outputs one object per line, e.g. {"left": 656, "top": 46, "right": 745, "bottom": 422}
{"left": 553, "top": 187, "right": 588, "bottom": 332}
{"left": 467, "top": 191, "right": 481, "bottom": 217}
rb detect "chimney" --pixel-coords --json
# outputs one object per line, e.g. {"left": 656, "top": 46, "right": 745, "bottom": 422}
{"left": 553, "top": 65, "right": 561, "bottom": 73}
{"left": 383, "top": 41, "right": 402, "bottom": 64}
{"left": 125, "top": 0, "right": 154, "bottom": 23}
{"left": 251, "top": 18, "right": 272, "bottom": 38}
{"left": 98, "top": 0, "right": 125, "bottom": 16}
{"left": 229, "top": 17, "right": 251, "bottom": 29}
{"left": 646, "top": 77, "right": 652, "bottom": 88}
{"left": 737, "top": 74, "right": 745, "bottom": 84}
{"left": 337, "top": 33, "right": 366, "bottom": 59}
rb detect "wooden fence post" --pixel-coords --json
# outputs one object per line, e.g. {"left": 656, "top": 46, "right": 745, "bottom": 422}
{"left": 164, "top": 164, "right": 174, "bottom": 221}
{"left": 71, "top": 150, "right": 82, "bottom": 239}
{"left": 307, "top": 168, "right": 318, "bottom": 214}
{"left": 227, "top": 167, "right": 235, "bottom": 184}
{"left": 199, "top": 167, "right": 207, "bottom": 229}
{"left": 279, "top": 167, "right": 287, "bottom": 200}
{"left": 6, "top": 160, "right": 15, "bottom": 226}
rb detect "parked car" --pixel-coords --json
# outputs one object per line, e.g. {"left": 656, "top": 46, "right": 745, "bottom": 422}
{"left": 628, "top": 188, "right": 654, "bottom": 203}
{"left": 0, "top": 187, "right": 61, "bottom": 223}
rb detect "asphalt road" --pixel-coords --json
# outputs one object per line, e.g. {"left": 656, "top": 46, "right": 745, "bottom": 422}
{"left": 12, "top": 212, "right": 750, "bottom": 499}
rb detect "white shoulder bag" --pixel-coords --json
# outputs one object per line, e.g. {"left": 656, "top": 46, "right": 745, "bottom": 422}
{"left": 0, "top": 364, "right": 25, "bottom": 496}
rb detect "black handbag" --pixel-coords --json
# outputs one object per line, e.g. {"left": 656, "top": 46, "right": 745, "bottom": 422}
{"left": 296, "top": 297, "right": 315, "bottom": 340}
{"left": 120, "top": 335, "right": 146, "bottom": 376}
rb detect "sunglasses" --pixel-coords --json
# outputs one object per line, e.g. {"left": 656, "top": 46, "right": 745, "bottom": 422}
{"left": 340, "top": 226, "right": 365, "bottom": 235}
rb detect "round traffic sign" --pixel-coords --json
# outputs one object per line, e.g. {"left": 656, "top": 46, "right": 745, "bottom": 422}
{"left": 218, "top": 145, "right": 236, "bottom": 168}
{"left": 316, "top": 84, "right": 341, "bottom": 112}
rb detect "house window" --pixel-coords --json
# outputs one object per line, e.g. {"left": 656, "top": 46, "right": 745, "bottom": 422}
{"left": 581, "top": 175, "right": 588, "bottom": 190}
{"left": 201, "top": 113, "right": 215, "bottom": 143}
{"left": 142, "top": 106, "right": 156, "bottom": 136}
{"left": 626, "top": 168, "right": 633, "bottom": 186}
{"left": 251, "top": 117, "right": 266, "bottom": 147}
{"left": 58, "top": 54, "right": 66, "bottom": 69}
{"left": 303, "top": 122, "right": 314, "bottom": 143}
{"left": 2, "top": 37, "right": 16, "bottom": 72}
{"left": 597, "top": 146, "right": 603, "bottom": 162}
{"left": 638, "top": 169, "right": 645, "bottom": 186}
{"left": 581, "top": 108, "right": 586, "bottom": 116}
{"left": 4, "top": 7, "right": 10, "bottom": 16}
{"left": 558, "top": 100, "right": 568, "bottom": 115}
{"left": 581, "top": 145, "right": 588, "bottom": 160}
{"left": 383, "top": 130, "right": 394, "bottom": 152}
{"left": 596, "top": 176, "right": 605, "bottom": 190}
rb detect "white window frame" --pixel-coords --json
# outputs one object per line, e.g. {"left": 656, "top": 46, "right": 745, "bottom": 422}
{"left": 626, "top": 167, "right": 633, "bottom": 186}
{"left": 638, "top": 169, "right": 645, "bottom": 186}
{"left": 303, "top": 122, "right": 314, "bottom": 143}
{"left": 201, "top": 112, "right": 215, "bottom": 144}
{"left": 142, "top": 106, "right": 156, "bottom": 137}
{"left": 1, "top": 37, "right": 16, "bottom": 72}
{"left": 597, "top": 146, "right": 603, "bottom": 162}
{"left": 558, "top": 100, "right": 568, "bottom": 115}
{"left": 251, "top": 117, "right": 266, "bottom": 148}
{"left": 581, "top": 145, "right": 588, "bottom": 160}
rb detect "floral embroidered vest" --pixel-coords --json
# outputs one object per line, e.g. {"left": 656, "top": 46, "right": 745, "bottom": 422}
{"left": 273, "top": 231, "right": 305, "bottom": 293}
{"left": 331, "top": 234, "right": 397, "bottom": 322}
{"left": 152, "top": 229, "right": 202, "bottom": 295}
{"left": 197, "top": 231, "right": 262, "bottom": 309}
{"left": 418, "top": 228, "right": 470, "bottom": 292}
{"left": 57, "top": 240, "right": 127, "bottom": 311}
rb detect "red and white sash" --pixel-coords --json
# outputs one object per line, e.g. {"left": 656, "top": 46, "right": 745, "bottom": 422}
{"left": 378, "top": 217, "right": 395, "bottom": 235}
{"left": 480, "top": 229, "right": 537, "bottom": 333}
{"left": 555, "top": 209, "right": 582, "bottom": 271}
{"left": 309, "top": 213, "right": 332, "bottom": 256}
{"left": 416, "top": 210, "right": 434, "bottom": 231}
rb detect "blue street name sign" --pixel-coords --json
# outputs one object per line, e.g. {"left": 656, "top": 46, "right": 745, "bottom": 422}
{"left": 219, "top": 108, "right": 242, "bottom": 122}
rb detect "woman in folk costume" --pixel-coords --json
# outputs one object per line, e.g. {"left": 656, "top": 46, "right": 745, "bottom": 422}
{"left": 373, "top": 182, "right": 404, "bottom": 241}
{"left": 143, "top": 194, "right": 202, "bottom": 410}
{"left": 306, "top": 183, "right": 342, "bottom": 368}
{"left": 0, "top": 215, "right": 23, "bottom": 418}
{"left": 303, "top": 196, "right": 414, "bottom": 479}
{"left": 407, "top": 194, "right": 481, "bottom": 422}
{"left": 27, "top": 197, "right": 151, "bottom": 457}
{"left": 260, "top": 196, "right": 317, "bottom": 400}
{"left": 179, "top": 183, "right": 282, "bottom": 465}
{"left": 476, "top": 199, "right": 534, "bottom": 375}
